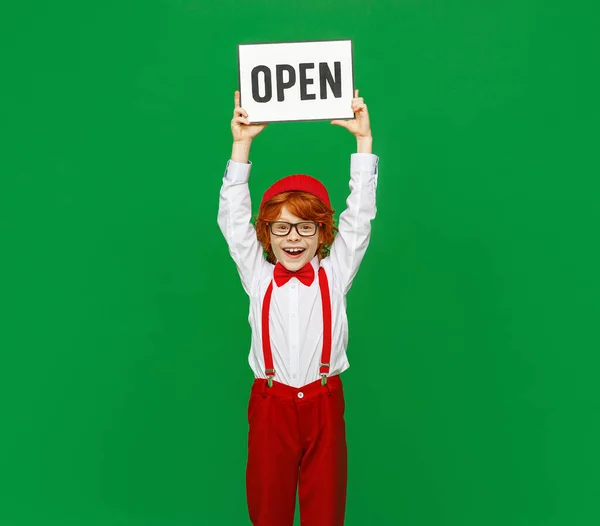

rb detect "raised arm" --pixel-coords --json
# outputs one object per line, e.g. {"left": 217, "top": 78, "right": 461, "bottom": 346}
{"left": 329, "top": 90, "right": 379, "bottom": 292}
{"left": 217, "top": 91, "right": 269, "bottom": 295}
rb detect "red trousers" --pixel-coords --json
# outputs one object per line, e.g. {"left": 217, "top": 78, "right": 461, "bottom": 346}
{"left": 246, "top": 375, "right": 347, "bottom": 526}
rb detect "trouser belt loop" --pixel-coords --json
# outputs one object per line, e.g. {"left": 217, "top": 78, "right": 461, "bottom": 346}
{"left": 262, "top": 379, "right": 268, "bottom": 398}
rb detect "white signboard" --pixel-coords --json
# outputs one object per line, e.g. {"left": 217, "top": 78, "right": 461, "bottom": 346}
{"left": 238, "top": 40, "right": 354, "bottom": 123}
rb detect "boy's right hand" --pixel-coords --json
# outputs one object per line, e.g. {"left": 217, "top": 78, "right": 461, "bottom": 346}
{"left": 231, "top": 90, "right": 268, "bottom": 144}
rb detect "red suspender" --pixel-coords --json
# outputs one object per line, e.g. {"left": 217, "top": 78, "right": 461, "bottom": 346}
{"left": 261, "top": 267, "right": 332, "bottom": 387}
{"left": 318, "top": 268, "right": 332, "bottom": 384}
{"left": 261, "top": 281, "right": 276, "bottom": 387}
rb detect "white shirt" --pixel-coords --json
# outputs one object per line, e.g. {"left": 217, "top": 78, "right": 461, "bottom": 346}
{"left": 218, "top": 153, "right": 379, "bottom": 387}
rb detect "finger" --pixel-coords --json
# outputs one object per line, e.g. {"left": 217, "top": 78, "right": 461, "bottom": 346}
{"left": 234, "top": 90, "right": 240, "bottom": 107}
{"left": 351, "top": 97, "right": 364, "bottom": 107}
{"left": 354, "top": 89, "right": 359, "bottom": 98}
{"left": 331, "top": 119, "right": 351, "bottom": 130}
{"left": 352, "top": 103, "right": 367, "bottom": 113}
{"left": 234, "top": 107, "right": 248, "bottom": 118}
{"left": 233, "top": 116, "right": 250, "bottom": 126}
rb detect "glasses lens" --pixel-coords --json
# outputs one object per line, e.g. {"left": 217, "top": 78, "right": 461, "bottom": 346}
{"left": 297, "top": 222, "right": 317, "bottom": 236}
{"left": 271, "top": 222, "right": 291, "bottom": 235}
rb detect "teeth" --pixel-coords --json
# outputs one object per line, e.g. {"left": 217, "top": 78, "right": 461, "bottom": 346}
{"left": 285, "top": 248, "right": 304, "bottom": 253}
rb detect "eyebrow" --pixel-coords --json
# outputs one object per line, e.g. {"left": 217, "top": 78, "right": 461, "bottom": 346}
{"left": 275, "top": 217, "right": 307, "bottom": 222}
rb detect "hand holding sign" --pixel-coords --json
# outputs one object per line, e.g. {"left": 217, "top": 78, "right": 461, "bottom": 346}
{"left": 230, "top": 90, "right": 268, "bottom": 163}
{"left": 331, "top": 90, "right": 373, "bottom": 154}
{"left": 331, "top": 90, "right": 371, "bottom": 138}
{"left": 231, "top": 90, "right": 268, "bottom": 144}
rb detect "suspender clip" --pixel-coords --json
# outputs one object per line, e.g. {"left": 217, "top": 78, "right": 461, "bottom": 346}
{"left": 265, "top": 368, "right": 275, "bottom": 388}
{"left": 320, "top": 362, "right": 330, "bottom": 385}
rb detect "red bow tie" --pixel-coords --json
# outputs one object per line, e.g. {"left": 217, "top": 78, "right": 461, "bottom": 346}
{"left": 274, "top": 262, "right": 315, "bottom": 287}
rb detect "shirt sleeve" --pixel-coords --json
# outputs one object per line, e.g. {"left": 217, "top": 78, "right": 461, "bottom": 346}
{"left": 217, "top": 159, "right": 266, "bottom": 295}
{"left": 327, "top": 153, "right": 379, "bottom": 294}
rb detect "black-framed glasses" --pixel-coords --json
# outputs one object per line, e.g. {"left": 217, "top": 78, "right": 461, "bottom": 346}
{"left": 268, "top": 221, "right": 320, "bottom": 237}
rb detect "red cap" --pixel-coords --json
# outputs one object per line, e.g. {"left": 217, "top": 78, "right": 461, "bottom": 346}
{"left": 260, "top": 174, "right": 331, "bottom": 210}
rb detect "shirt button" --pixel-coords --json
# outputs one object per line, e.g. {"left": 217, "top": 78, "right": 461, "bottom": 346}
{"left": 291, "top": 284, "right": 296, "bottom": 289}
{"left": 297, "top": 392, "right": 304, "bottom": 399}
{"left": 292, "top": 312, "right": 296, "bottom": 317}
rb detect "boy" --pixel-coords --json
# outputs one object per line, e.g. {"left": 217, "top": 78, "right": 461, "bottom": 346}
{"left": 218, "top": 89, "right": 378, "bottom": 525}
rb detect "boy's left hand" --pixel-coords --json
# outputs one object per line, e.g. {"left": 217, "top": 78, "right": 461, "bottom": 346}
{"left": 331, "top": 89, "right": 371, "bottom": 138}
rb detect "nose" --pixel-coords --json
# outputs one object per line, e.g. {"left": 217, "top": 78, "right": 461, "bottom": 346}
{"left": 287, "top": 225, "right": 301, "bottom": 240}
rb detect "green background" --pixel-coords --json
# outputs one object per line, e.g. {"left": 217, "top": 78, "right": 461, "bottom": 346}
{"left": 1, "top": 1, "right": 599, "bottom": 525}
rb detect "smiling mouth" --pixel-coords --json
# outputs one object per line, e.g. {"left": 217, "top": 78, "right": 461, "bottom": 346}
{"left": 283, "top": 248, "right": 305, "bottom": 257}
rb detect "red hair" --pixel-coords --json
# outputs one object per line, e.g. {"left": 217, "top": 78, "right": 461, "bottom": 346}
{"left": 256, "top": 191, "right": 337, "bottom": 264}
